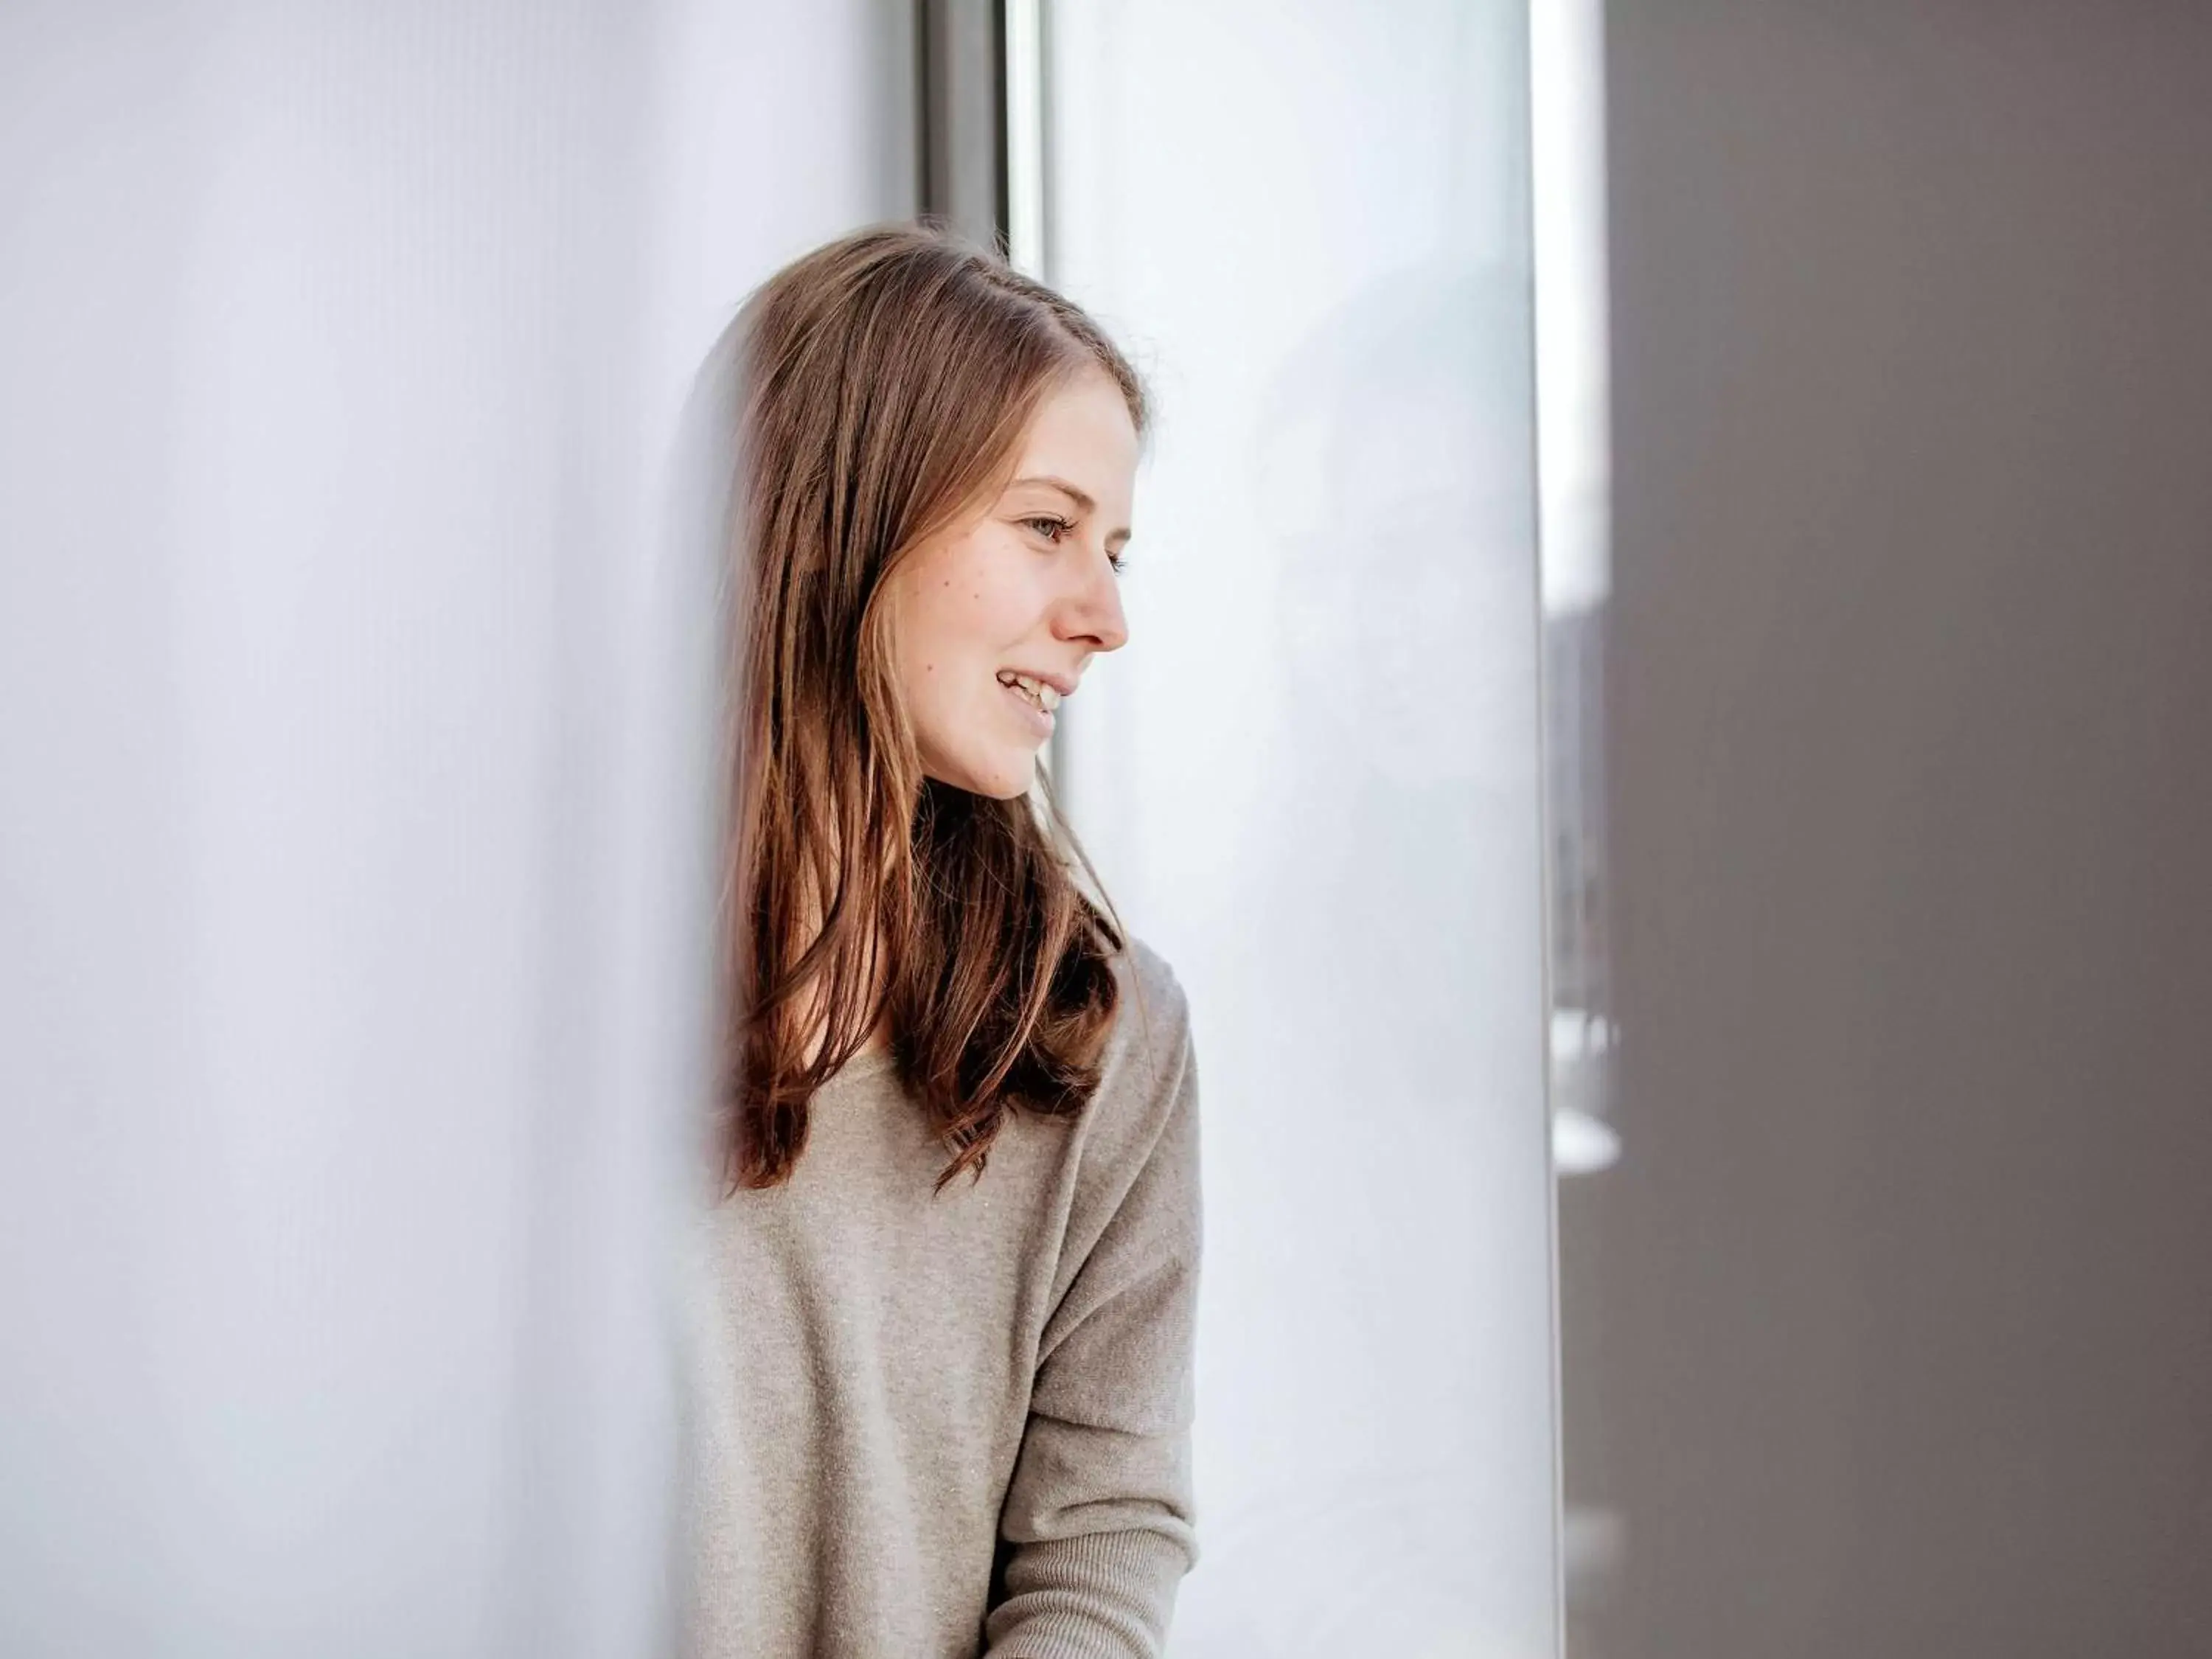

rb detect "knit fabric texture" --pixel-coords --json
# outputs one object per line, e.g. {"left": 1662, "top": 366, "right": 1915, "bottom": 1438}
{"left": 679, "top": 936, "right": 1203, "bottom": 1658}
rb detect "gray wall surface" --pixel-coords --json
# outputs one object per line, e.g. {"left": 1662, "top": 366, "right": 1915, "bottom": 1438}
{"left": 1564, "top": 4, "right": 2212, "bottom": 1655}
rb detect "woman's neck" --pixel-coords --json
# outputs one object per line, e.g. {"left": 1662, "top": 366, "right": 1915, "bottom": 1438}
{"left": 793, "top": 920, "right": 894, "bottom": 1070}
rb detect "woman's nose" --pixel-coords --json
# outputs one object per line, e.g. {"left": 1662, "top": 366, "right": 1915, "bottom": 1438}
{"left": 1059, "top": 555, "right": 1130, "bottom": 653}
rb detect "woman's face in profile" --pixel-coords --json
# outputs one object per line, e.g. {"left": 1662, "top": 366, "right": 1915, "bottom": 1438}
{"left": 886, "top": 366, "right": 1137, "bottom": 799}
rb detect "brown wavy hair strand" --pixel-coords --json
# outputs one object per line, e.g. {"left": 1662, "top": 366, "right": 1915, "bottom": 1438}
{"left": 710, "top": 223, "right": 1146, "bottom": 1194}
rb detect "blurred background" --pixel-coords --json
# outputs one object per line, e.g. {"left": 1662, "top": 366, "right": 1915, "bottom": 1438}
{"left": 2, "top": 2, "right": 2207, "bottom": 1655}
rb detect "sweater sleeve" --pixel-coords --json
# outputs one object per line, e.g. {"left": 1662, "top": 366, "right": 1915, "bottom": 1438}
{"left": 982, "top": 959, "right": 1204, "bottom": 1658}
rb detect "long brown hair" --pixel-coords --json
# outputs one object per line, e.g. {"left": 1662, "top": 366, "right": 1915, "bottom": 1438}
{"left": 708, "top": 223, "right": 1144, "bottom": 1194}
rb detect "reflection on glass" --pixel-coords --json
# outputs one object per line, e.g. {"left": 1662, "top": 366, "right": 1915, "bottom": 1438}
{"left": 1048, "top": 1, "right": 1557, "bottom": 1652}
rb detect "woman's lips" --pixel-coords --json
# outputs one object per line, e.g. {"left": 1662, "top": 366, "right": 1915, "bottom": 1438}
{"left": 1000, "top": 676, "right": 1055, "bottom": 741}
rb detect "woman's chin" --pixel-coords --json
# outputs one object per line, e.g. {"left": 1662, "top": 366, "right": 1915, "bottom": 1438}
{"left": 975, "top": 755, "right": 1039, "bottom": 800}
{"left": 928, "top": 748, "right": 1038, "bottom": 801}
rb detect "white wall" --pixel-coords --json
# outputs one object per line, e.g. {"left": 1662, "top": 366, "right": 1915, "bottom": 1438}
{"left": 0, "top": 4, "right": 907, "bottom": 1653}
{"left": 1047, "top": 4, "right": 1560, "bottom": 1653}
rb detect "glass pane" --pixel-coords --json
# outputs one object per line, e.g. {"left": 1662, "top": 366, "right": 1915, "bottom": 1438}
{"left": 1045, "top": 4, "right": 1558, "bottom": 1652}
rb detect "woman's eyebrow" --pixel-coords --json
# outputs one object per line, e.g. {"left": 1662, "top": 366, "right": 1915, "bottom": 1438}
{"left": 1008, "top": 475, "right": 1096, "bottom": 513}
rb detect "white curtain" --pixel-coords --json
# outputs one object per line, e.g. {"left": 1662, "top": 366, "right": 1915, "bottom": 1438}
{"left": 0, "top": 3, "right": 905, "bottom": 1653}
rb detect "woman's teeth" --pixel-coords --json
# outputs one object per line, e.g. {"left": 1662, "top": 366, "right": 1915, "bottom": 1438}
{"left": 996, "top": 671, "right": 1061, "bottom": 712}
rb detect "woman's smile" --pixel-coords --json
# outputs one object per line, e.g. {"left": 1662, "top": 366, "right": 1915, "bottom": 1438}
{"left": 885, "top": 364, "right": 1134, "bottom": 799}
{"left": 998, "top": 673, "right": 1057, "bottom": 741}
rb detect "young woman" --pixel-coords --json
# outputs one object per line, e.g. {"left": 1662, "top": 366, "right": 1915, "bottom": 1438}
{"left": 679, "top": 225, "right": 1203, "bottom": 1659}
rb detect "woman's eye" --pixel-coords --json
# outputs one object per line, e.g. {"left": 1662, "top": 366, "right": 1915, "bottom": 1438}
{"left": 1023, "top": 515, "right": 1124, "bottom": 574}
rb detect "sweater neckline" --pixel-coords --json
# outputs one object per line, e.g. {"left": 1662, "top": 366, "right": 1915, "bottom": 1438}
{"left": 823, "top": 1043, "right": 897, "bottom": 1091}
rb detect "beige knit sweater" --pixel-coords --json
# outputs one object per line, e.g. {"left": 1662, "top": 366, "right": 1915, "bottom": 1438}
{"left": 678, "top": 938, "right": 1203, "bottom": 1658}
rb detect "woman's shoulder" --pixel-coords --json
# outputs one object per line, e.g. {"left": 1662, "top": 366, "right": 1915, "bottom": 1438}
{"left": 1091, "top": 934, "right": 1197, "bottom": 1140}
{"left": 1055, "top": 935, "right": 1200, "bottom": 1242}
{"left": 1114, "top": 932, "right": 1185, "bottom": 1012}
{"left": 1110, "top": 931, "right": 1190, "bottom": 1046}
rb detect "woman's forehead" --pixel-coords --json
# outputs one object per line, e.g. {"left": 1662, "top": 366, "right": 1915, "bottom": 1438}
{"left": 1007, "top": 372, "right": 1137, "bottom": 502}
